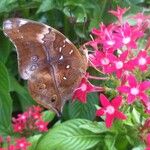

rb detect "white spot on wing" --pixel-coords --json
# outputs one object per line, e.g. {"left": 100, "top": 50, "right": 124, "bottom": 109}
{"left": 3, "top": 20, "right": 13, "bottom": 30}
{"left": 63, "top": 76, "right": 67, "bottom": 80}
{"left": 19, "top": 20, "right": 28, "bottom": 27}
{"left": 59, "top": 55, "right": 64, "bottom": 60}
{"left": 69, "top": 50, "right": 73, "bottom": 54}
{"left": 66, "top": 65, "right": 70, "bottom": 69}
{"left": 36, "top": 27, "right": 49, "bottom": 43}
{"left": 59, "top": 47, "right": 62, "bottom": 52}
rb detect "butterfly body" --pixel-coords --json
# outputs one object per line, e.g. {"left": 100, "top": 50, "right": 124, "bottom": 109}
{"left": 3, "top": 18, "right": 87, "bottom": 115}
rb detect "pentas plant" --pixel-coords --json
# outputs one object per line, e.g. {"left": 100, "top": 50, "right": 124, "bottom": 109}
{"left": 0, "top": 136, "right": 31, "bottom": 150}
{"left": 12, "top": 106, "right": 48, "bottom": 134}
{"left": 72, "top": 6, "right": 150, "bottom": 148}
{"left": 0, "top": 106, "right": 48, "bottom": 149}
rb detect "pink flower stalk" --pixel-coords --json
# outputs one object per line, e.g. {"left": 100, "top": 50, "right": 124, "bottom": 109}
{"left": 73, "top": 77, "right": 103, "bottom": 103}
{"left": 109, "top": 6, "right": 129, "bottom": 23}
{"left": 116, "top": 23, "right": 144, "bottom": 49}
{"left": 132, "top": 50, "right": 150, "bottom": 71}
{"left": 15, "top": 138, "right": 31, "bottom": 150}
{"left": 96, "top": 94, "right": 126, "bottom": 128}
{"left": 118, "top": 74, "right": 150, "bottom": 104}
{"left": 145, "top": 134, "right": 150, "bottom": 150}
{"left": 35, "top": 120, "right": 48, "bottom": 132}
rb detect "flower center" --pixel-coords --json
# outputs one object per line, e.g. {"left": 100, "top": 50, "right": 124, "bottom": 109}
{"left": 19, "top": 143, "right": 25, "bottom": 148}
{"left": 122, "top": 37, "right": 131, "bottom": 44}
{"left": 101, "top": 57, "right": 110, "bottom": 65}
{"left": 80, "top": 83, "right": 87, "bottom": 91}
{"left": 39, "top": 124, "right": 44, "bottom": 129}
{"left": 106, "top": 105, "right": 115, "bottom": 115}
{"left": 138, "top": 57, "right": 146, "bottom": 65}
{"left": 130, "top": 87, "right": 139, "bottom": 95}
{"left": 115, "top": 61, "right": 123, "bottom": 69}
{"left": 106, "top": 40, "right": 115, "bottom": 46}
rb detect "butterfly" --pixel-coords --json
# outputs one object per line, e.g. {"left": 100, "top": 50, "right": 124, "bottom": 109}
{"left": 3, "top": 18, "right": 88, "bottom": 116}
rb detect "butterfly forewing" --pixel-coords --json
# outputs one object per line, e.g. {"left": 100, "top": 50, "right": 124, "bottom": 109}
{"left": 3, "top": 18, "right": 87, "bottom": 114}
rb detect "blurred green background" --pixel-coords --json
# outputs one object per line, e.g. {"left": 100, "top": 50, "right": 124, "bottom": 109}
{"left": 0, "top": 0, "right": 149, "bottom": 137}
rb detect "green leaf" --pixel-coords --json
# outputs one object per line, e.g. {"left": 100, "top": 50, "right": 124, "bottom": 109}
{"left": 9, "top": 75, "right": 35, "bottom": 110}
{"left": 0, "top": 32, "right": 12, "bottom": 64}
{"left": 0, "top": 0, "right": 17, "bottom": 13}
{"left": 80, "top": 122, "right": 108, "bottom": 134}
{"left": 28, "top": 134, "right": 42, "bottom": 150}
{"left": 0, "top": 62, "right": 12, "bottom": 135}
{"left": 0, "top": 62, "right": 10, "bottom": 91}
{"left": 42, "top": 110, "right": 55, "bottom": 122}
{"left": 105, "top": 134, "right": 117, "bottom": 150}
{"left": 37, "top": 0, "right": 56, "bottom": 13}
{"left": 36, "top": 119, "right": 102, "bottom": 150}
{"left": 63, "top": 93, "right": 99, "bottom": 120}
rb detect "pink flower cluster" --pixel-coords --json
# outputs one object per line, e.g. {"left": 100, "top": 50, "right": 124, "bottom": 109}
{"left": 0, "top": 136, "right": 30, "bottom": 150}
{"left": 73, "top": 6, "right": 150, "bottom": 129}
{"left": 12, "top": 106, "right": 48, "bottom": 134}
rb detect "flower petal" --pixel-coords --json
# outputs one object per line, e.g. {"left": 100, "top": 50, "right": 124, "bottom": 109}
{"left": 128, "top": 74, "right": 137, "bottom": 87}
{"left": 127, "top": 94, "right": 136, "bottom": 104}
{"left": 117, "top": 86, "right": 130, "bottom": 93}
{"left": 100, "top": 94, "right": 110, "bottom": 107}
{"left": 96, "top": 108, "right": 105, "bottom": 116}
{"left": 139, "top": 81, "right": 150, "bottom": 91}
{"left": 105, "top": 113, "right": 114, "bottom": 128}
{"left": 111, "top": 96, "right": 122, "bottom": 108}
{"left": 114, "top": 110, "right": 126, "bottom": 120}
{"left": 139, "top": 92, "right": 148, "bottom": 103}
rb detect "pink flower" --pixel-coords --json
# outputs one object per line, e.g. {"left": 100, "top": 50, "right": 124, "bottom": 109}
{"left": 89, "top": 51, "right": 115, "bottom": 74}
{"left": 35, "top": 120, "right": 48, "bottom": 132}
{"left": 73, "top": 77, "right": 101, "bottom": 103}
{"left": 132, "top": 50, "right": 150, "bottom": 71}
{"left": 90, "top": 23, "right": 122, "bottom": 51}
{"left": 15, "top": 138, "right": 31, "bottom": 150}
{"left": 117, "top": 23, "right": 144, "bottom": 49}
{"left": 13, "top": 121, "right": 25, "bottom": 133}
{"left": 145, "top": 134, "right": 150, "bottom": 150}
{"left": 73, "top": 78, "right": 95, "bottom": 103}
{"left": 109, "top": 6, "right": 129, "bottom": 23}
{"left": 118, "top": 74, "right": 150, "bottom": 104}
{"left": 132, "top": 13, "right": 150, "bottom": 27}
{"left": 96, "top": 94, "right": 126, "bottom": 128}
{"left": 108, "top": 50, "right": 133, "bottom": 77}
{"left": 8, "top": 145, "right": 16, "bottom": 150}
{"left": 17, "top": 112, "right": 28, "bottom": 123}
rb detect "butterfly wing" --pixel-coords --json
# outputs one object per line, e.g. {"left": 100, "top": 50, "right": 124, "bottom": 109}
{"left": 3, "top": 18, "right": 87, "bottom": 114}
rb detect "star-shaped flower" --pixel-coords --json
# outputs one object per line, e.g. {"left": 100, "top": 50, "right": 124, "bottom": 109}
{"left": 96, "top": 94, "right": 126, "bottom": 128}
{"left": 109, "top": 6, "right": 129, "bottom": 23}
{"left": 73, "top": 77, "right": 98, "bottom": 103}
{"left": 132, "top": 50, "right": 150, "bottom": 71}
{"left": 117, "top": 74, "right": 150, "bottom": 104}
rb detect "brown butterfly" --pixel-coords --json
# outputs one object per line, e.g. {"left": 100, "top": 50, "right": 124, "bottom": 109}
{"left": 3, "top": 18, "right": 88, "bottom": 116}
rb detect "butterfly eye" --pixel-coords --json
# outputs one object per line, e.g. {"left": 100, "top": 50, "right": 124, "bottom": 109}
{"left": 50, "top": 95, "right": 57, "bottom": 103}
